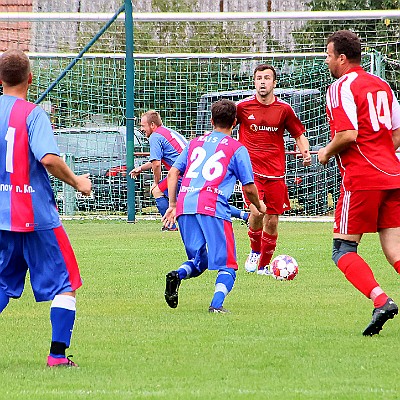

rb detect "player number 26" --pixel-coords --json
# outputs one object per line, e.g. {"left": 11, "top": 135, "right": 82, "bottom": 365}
{"left": 186, "top": 147, "right": 226, "bottom": 181}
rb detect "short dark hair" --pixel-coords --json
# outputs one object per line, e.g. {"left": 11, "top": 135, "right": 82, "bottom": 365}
{"left": 0, "top": 49, "right": 31, "bottom": 86}
{"left": 253, "top": 64, "right": 277, "bottom": 81}
{"left": 211, "top": 99, "right": 236, "bottom": 129}
{"left": 327, "top": 30, "right": 361, "bottom": 63}
{"left": 142, "top": 109, "right": 162, "bottom": 126}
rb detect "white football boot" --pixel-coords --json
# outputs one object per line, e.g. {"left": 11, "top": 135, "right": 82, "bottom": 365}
{"left": 257, "top": 266, "right": 273, "bottom": 276}
{"left": 244, "top": 251, "right": 261, "bottom": 273}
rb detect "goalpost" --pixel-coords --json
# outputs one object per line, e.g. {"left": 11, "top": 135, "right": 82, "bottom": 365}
{"left": 0, "top": 4, "right": 399, "bottom": 220}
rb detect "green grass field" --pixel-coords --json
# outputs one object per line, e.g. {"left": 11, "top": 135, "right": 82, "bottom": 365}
{"left": 0, "top": 219, "right": 399, "bottom": 399}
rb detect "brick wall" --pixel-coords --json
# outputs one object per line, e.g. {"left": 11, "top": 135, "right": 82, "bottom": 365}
{"left": 0, "top": 0, "right": 33, "bottom": 51}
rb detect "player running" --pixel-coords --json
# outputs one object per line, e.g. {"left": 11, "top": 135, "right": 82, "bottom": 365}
{"left": 237, "top": 64, "right": 311, "bottom": 275}
{"left": 130, "top": 110, "right": 249, "bottom": 230}
{"left": 163, "top": 99, "right": 266, "bottom": 313}
{"left": 0, "top": 49, "right": 92, "bottom": 367}
{"left": 318, "top": 30, "right": 400, "bottom": 336}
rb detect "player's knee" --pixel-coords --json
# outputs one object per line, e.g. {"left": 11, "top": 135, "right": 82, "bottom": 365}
{"left": 151, "top": 185, "right": 163, "bottom": 197}
{"left": 250, "top": 206, "right": 263, "bottom": 220}
{"left": 221, "top": 267, "right": 236, "bottom": 280}
{"left": 332, "top": 239, "right": 358, "bottom": 266}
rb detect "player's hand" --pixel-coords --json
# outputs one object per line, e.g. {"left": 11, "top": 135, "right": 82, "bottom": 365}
{"left": 302, "top": 149, "right": 312, "bottom": 167}
{"left": 318, "top": 148, "right": 330, "bottom": 165}
{"left": 162, "top": 206, "right": 177, "bottom": 228}
{"left": 129, "top": 167, "right": 142, "bottom": 179}
{"left": 257, "top": 200, "right": 267, "bottom": 215}
{"left": 75, "top": 173, "right": 92, "bottom": 196}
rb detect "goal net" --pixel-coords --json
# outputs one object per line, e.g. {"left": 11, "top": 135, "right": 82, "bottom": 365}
{"left": 1, "top": 3, "right": 399, "bottom": 218}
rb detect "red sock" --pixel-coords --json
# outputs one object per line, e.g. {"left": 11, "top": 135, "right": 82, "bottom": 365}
{"left": 259, "top": 232, "right": 277, "bottom": 269}
{"left": 373, "top": 293, "right": 389, "bottom": 308}
{"left": 337, "top": 253, "right": 379, "bottom": 298}
{"left": 394, "top": 260, "right": 400, "bottom": 274}
{"left": 248, "top": 228, "right": 262, "bottom": 253}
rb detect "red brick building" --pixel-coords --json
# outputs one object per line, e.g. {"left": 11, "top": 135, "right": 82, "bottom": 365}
{"left": 0, "top": 0, "right": 33, "bottom": 51}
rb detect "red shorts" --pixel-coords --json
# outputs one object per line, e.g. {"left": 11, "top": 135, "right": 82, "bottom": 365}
{"left": 334, "top": 188, "right": 400, "bottom": 234}
{"left": 157, "top": 177, "right": 182, "bottom": 197}
{"left": 158, "top": 177, "right": 168, "bottom": 193}
{"left": 243, "top": 176, "right": 290, "bottom": 215}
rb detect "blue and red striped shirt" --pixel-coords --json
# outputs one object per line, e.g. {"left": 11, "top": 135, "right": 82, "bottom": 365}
{"left": 0, "top": 95, "right": 61, "bottom": 231}
{"left": 149, "top": 125, "right": 188, "bottom": 170}
{"left": 174, "top": 131, "right": 254, "bottom": 221}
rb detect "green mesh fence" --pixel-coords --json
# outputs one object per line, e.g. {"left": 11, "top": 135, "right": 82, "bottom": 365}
{"left": 0, "top": 6, "right": 399, "bottom": 217}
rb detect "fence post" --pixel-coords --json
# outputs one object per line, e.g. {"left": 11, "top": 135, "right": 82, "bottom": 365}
{"left": 62, "top": 153, "right": 76, "bottom": 216}
{"left": 125, "top": 0, "right": 136, "bottom": 222}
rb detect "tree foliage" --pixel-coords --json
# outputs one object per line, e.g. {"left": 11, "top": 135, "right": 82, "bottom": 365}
{"left": 296, "top": 0, "right": 400, "bottom": 56}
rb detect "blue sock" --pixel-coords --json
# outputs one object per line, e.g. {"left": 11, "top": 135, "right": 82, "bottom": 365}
{"left": 0, "top": 287, "right": 9, "bottom": 313}
{"left": 177, "top": 257, "right": 208, "bottom": 280}
{"left": 177, "top": 263, "right": 190, "bottom": 280}
{"left": 156, "top": 196, "right": 177, "bottom": 229}
{"left": 210, "top": 268, "right": 236, "bottom": 309}
{"left": 155, "top": 196, "right": 169, "bottom": 217}
{"left": 50, "top": 295, "right": 76, "bottom": 355}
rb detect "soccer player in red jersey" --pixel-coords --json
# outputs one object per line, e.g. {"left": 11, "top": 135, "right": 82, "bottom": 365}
{"left": 237, "top": 64, "right": 311, "bottom": 275}
{"left": 318, "top": 30, "right": 400, "bottom": 336}
{"left": 0, "top": 50, "right": 92, "bottom": 366}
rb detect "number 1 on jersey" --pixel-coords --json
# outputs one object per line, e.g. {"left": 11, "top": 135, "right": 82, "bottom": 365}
{"left": 5, "top": 126, "right": 15, "bottom": 173}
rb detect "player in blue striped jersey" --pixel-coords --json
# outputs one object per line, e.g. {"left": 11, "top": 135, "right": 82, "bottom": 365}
{"left": 163, "top": 100, "right": 266, "bottom": 313}
{"left": 130, "top": 110, "right": 249, "bottom": 230}
{"left": 0, "top": 49, "right": 91, "bottom": 367}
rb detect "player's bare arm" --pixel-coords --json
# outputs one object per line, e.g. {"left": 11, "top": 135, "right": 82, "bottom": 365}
{"left": 318, "top": 129, "right": 358, "bottom": 165}
{"left": 41, "top": 153, "right": 92, "bottom": 196}
{"left": 162, "top": 166, "right": 180, "bottom": 228}
{"left": 295, "top": 134, "right": 311, "bottom": 166}
{"left": 242, "top": 183, "right": 266, "bottom": 214}
{"left": 129, "top": 161, "right": 152, "bottom": 179}
{"left": 151, "top": 160, "right": 162, "bottom": 185}
{"left": 393, "top": 127, "right": 400, "bottom": 150}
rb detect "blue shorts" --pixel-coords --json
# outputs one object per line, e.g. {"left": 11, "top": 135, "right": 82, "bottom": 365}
{"left": 0, "top": 226, "right": 82, "bottom": 302}
{"left": 177, "top": 214, "right": 238, "bottom": 270}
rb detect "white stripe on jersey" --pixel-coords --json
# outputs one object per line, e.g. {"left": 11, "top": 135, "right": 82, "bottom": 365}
{"left": 236, "top": 95, "right": 256, "bottom": 105}
{"left": 373, "top": 74, "right": 400, "bottom": 130}
{"left": 339, "top": 190, "right": 351, "bottom": 235}
{"left": 336, "top": 154, "right": 347, "bottom": 190}
{"left": 340, "top": 73, "right": 358, "bottom": 129}
{"left": 355, "top": 143, "right": 400, "bottom": 177}
{"left": 254, "top": 171, "right": 285, "bottom": 179}
{"left": 328, "top": 72, "right": 358, "bottom": 129}
{"left": 328, "top": 76, "right": 342, "bottom": 108}
{"left": 170, "top": 130, "right": 188, "bottom": 151}
{"left": 326, "top": 88, "right": 333, "bottom": 118}
{"left": 392, "top": 91, "right": 400, "bottom": 130}
{"left": 330, "top": 71, "right": 400, "bottom": 177}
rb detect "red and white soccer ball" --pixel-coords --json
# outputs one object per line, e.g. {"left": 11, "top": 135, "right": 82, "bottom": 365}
{"left": 270, "top": 255, "right": 299, "bottom": 281}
